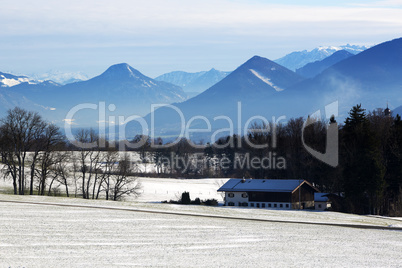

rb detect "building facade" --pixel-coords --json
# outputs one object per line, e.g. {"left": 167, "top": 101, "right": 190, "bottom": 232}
{"left": 218, "top": 179, "right": 319, "bottom": 210}
{"left": 314, "top": 193, "right": 331, "bottom": 211}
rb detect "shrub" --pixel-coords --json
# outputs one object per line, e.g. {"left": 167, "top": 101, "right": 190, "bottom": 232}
{"left": 180, "top": 191, "right": 191, "bottom": 204}
{"left": 203, "top": 199, "right": 218, "bottom": 206}
{"left": 191, "top": 197, "right": 201, "bottom": 205}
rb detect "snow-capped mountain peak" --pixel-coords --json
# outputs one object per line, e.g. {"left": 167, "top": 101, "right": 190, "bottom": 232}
{"left": 30, "top": 70, "right": 90, "bottom": 85}
{"left": 275, "top": 44, "right": 370, "bottom": 71}
{"left": 0, "top": 72, "right": 40, "bottom": 87}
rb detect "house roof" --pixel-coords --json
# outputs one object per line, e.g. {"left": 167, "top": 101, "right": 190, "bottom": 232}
{"left": 218, "top": 179, "right": 318, "bottom": 193}
{"left": 314, "top": 193, "right": 329, "bottom": 202}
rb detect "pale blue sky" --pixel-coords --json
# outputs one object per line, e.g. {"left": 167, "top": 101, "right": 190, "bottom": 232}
{"left": 1, "top": 0, "right": 401, "bottom": 78}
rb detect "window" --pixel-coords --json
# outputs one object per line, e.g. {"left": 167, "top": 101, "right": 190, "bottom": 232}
{"left": 228, "top": 193, "right": 234, "bottom": 198}
{"left": 274, "top": 204, "right": 277, "bottom": 208}
{"left": 256, "top": 203, "right": 260, "bottom": 208}
{"left": 268, "top": 204, "right": 271, "bottom": 208}
{"left": 286, "top": 204, "right": 289, "bottom": 208}
{"left": 228, "top": 202, "right": 234, "bottom": 206}
{"left": 241, "top": 193, "right": 248, "bottom": 198}
{"left": 262, "top": 203, "right": 265, "bottom": 208}
{"left": 250, "top": 203, "right": 254, "bottom": 207}
{"left": 280, "top": 204, "right": 283, "bottom": 208}
{"left": 318, "top": 204, "right": 322, "bottom": 208}
{"left": 242, "top": 202, "right": 248, "bottom": 207}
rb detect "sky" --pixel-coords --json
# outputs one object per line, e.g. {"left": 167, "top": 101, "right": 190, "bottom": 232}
{"left": 1, "top": 0, "right": 402, "bottom": 78}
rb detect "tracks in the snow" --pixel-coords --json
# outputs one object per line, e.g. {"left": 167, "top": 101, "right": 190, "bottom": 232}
{"left": 1, "top": 199, "right": 402, "bottom": 231}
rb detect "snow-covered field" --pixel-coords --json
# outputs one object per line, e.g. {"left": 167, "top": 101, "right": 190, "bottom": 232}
{"left": 1, "top": 178, "right": 402, "bottom": 267}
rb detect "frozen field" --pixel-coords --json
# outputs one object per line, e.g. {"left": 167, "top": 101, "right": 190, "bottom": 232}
{"left": 1, "top": 194, "right": 402, "bottom": 267}
{"left": 1, "top": 177, "right": 402, "bottom": 267}
{"left": 134, "top": 177, "right": 228, "bottom": 203}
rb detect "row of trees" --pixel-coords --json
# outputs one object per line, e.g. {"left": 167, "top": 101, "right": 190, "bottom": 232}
{"left": 200, "top": 105, "right": 401, "bottom": 215}
{"left": 125, "top": 105, "right": 402, "bottom": 215}
{"left": 0, "top": 108, "right": 141, "bottom": 200}
{"left": 1, "top": 105, "right": 401, "bottom": 215}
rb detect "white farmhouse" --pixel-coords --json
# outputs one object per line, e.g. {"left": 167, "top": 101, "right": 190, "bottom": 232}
{"left": 218, "top": 178, "right": 319, "bottom": 210}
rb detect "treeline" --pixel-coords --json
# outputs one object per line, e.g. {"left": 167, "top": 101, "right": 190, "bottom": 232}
{"left": 125, "top": 105, "right": 402, "bottom": 216}
{"left": 0, "top": 107, "right": 141, "bottom": 200}
{"left": 199, "top": 105, "right": 400, "bottom": 216}
{"left": 1, "top": 105, "right": 401, "bottom": 215}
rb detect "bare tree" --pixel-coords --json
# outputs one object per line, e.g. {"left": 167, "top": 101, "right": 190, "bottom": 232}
{"left": 35, "top": 124, "right": 64, "bottom": 195}
{"left": 0, "top": 107, "right": 46, "bottom": 195}
{"left": 109, "top": 154, "right": 142, "bottom": 201}
{"left": 97, "top": 150, "right": 119, "bottom": 200}
{"left": 53, "top": 152, "right": 71, "bottom": 197}
{"left": 73, "top": 128, "right": 100, "bottom": 199}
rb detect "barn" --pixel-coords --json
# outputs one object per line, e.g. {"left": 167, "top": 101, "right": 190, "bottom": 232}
{"left": 218, "top": 178, "right": 319, "bottom": 209}
{"left": 314, "top": 193, "right": 331, "bottom": 211}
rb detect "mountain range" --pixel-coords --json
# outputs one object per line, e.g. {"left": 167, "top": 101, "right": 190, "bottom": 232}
{"left": 394, "top": 105, "right": 402, "bottom": 117}
{"left": 155, "top": 68, "right": 230, "bottom": 97}
{"left": 1, "top": 38, "right": 401, "bottom": 141}
{"left": 141, "top": 56, "right": 305, "bottom": 138}
{"left": 1, "top": 64, "right": 187, "bottom": 126}
{"left": 296, "top": 50, "right": 354, "bottom": 78}
{"left": 283, "top": 38, "right": 402, "bottom": 119}
{"left": 275, "top": 44, "right": 369, "bottom": 71}
{"left": 0, "top": 72, "right": 43, "bottom": 87}
{"left": 30, "top": 71, "right": 90, "bottom": 85}
{"left": 144, "top": 38, "right": 402, "bottom": 140}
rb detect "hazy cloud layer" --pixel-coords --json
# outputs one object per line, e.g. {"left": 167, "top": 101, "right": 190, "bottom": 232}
{"left": 1, "top": 0, "right": 401, "bottom": 77}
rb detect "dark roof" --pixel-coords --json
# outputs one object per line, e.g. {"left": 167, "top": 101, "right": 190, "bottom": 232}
{"left": 218, "top": 179, "right": 318, "bottom": 193}
{"left": 314, "top": 193, "right": 329, "bottom": 202}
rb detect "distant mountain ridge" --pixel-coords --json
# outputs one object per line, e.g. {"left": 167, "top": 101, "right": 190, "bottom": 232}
{"left": 155, "top": 68, "right": 230, "bottom": 95}
{"left": 394, "top": 105, "right": 402, "bottom": 117}
{"left": 30, "top": 71, "right": 90, "bottom": 85}
{"left": 142, "top": 55, "right": 304, "bottom": 138}
{"left": 283, "top": 37, "right": 402, "bottom": 119}
{"left": 1, "top": 63, "right": 187, "bottom": 126}
{"left": 0, "top": 72, "right": 44, "bottom": 87}
{"left": 1, "top": 38, "right": 401, "bottom": 139}
{"left": 144, "top": 38, "right": 402, "bottom": 140}
{"left": 296, "top": 50, "right": 354, "bottom": 78}
{"left": 275, "top": 44, "right": 369, "bottom": 71}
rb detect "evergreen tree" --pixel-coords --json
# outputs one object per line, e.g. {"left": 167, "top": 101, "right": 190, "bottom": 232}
{"left": 341, "top": 104, "right": 386, "bottom": 214}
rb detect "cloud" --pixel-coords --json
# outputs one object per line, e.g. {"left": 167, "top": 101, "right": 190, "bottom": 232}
{"left": 1, "top": 0, "right": 402, "bottom": 36}
{"left": 353, "top": 0, "right": 402, "bottom": 7}
{"left": 97, "top": 120, "right": 115, "bottom": 125}
{"left": 63, "top": 118, "right": 77, "bottom": 125}
{"left": 1, "top": 0, "right": 402, "bottom": 77}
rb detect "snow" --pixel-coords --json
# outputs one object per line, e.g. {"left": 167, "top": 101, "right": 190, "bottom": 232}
{"left": 0, "top": 76, "right": 39, "bottom": 87}
{"left": 126, "top": 64, "right": 135, "bottom": 77}
{"left": 1, "top": 77, "right": 27, "bottom": 87}
{"left": 249, "top": 69, "right": 284, "bottom": 92}
{"left": 1, "top": 175, "right": 402, "bottom": 267}
{"left": 142, "top": 81, "right": 152, "bottom": 87}
{"left": 30, "top": 71, "right": 89, "bottom": 85}
{"left": 318, "top": 46, "right": 342, "bottom": 52}
{"left": 219, "top": 178, "right": 304, "bottom": 192}
{"left": 135, "top": 177, "right": 227, "bottom": 202}
{"left": 0, "top": 193, "right": 401, "bottom": 267}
